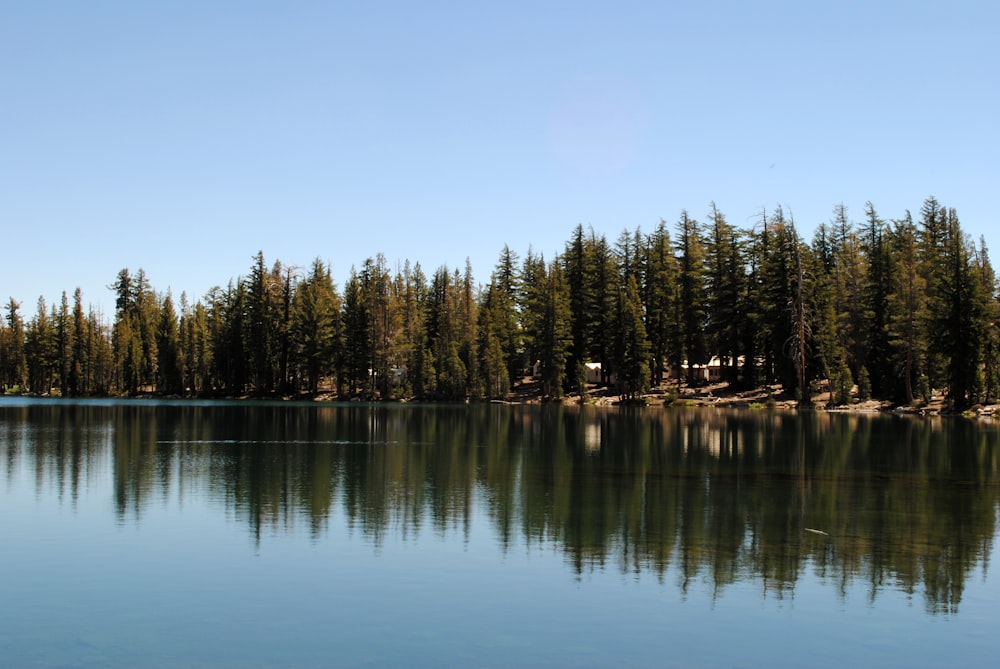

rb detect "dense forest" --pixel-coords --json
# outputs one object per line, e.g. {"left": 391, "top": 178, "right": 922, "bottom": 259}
{"left": 1, "top": 196, "right": 997, "bottom": 409}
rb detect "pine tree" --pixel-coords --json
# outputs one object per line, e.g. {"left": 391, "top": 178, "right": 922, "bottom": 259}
{"left": 918, "top": 197, "right": 949, "bottom": 392}
{"left": 704, "top": 203, "right": 745, "bottom": 384}
{"left": 830, "top": 204, "right": 867, "bottom": 378}
{"left": 936, "top": 209, "right": 988, "bottom": 407}
{"left": 976, "top": 237, "right": 1000, "bottom": 403}
{"left": 787, "top": 217, "right": 812, "bottom": 404}
{"left": 491, "top": 245, "right": 523, "bottom": 388}
{"left": 676, "top": 210, "right": 708, "bottom": 382}
{"left": 291, "top": 258, "right": 341, "bottom": 394}
{"left": 111, "top": 268, "right": 160, "bottom": 393}
{"left": 586, "top": 232, "right": 618, "bottom": 383}
{"left": 70, "top": 288, "right": 88, "bottom": 395}
{"left": 424, "top": 266, "right": 469, "bottom": 400}
{"left": 753, "top": 207, "right": 799, "bottom": 390}
{"left": 211, "top": 280, "right": 249, "bottom": 395}
{"left": 1, "top": 299, "right": 26, "bottom": 392}
{"left": 886, "top": 214, "right": 927, "bottom": 404}
{"left": 133, "top": 269, "right": 159, "bottom": 390}
{"left": 613, "top": 274, "right": 651, "bottom": 401}
{"left": 534, "top": 258, "right": 572, "bottom": 398}
{"left": 860, "top": 202, "right": 894, "bottom": 397}
{"left": 56, "top": 291, "right": 74, "bottom": 395}
{"left": 246, "top": 252, "right": 284, "bottom": 395}
{"left": 274, "top": 265, "right": 296, "bottom": 395}
{"left": 341, "top": 268, "right": 370, "bottom": 397}
{"left": 809, "top": 223, "right": 844, "bottom": 386}
{"left": 25, "top": 297, "right": 57, "bottom": 394}
{"left": 156, "top": 292, "right": 183, "bottom": 395}
{"left": 399, "top": 261, "right": 433, "bottom": 398}
{"left": 476, "top": 283, "right": 510, "bottom": 399}
{"left": 87, "top": 306, "right": 114, "bottom": 395}
{"left": 182, "top": 299, "right": 212, "bottom": 394}
{"left": 641, "top": 220, "right": 678, "bottom": 386}
{"left": 360, "top": 255, "right": 394, "bottom": 398}
{"left": 564, "top": 225, "right": 590, "bottom": 373}
{"left": 460, "top": 259, "right": 480, "bottom": 398}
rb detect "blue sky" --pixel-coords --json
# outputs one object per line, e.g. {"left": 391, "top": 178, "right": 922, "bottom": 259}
{"left": 2, "top": 1, "right": 998, "bottom": 313}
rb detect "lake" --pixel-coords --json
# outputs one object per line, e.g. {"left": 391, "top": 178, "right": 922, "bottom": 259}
{"left": 2, "top": 398, "right": 999, "bottom": 668}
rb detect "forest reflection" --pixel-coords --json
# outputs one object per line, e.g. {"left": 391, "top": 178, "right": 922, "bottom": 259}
{"left": 4, "top": 401, "right": 1000, "bottom": 613}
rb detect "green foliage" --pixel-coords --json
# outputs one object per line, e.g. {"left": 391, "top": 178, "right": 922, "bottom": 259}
{"left": 25, "top": 297, "right": 58, "bottom": 394}
{"left": 613, "top": 275, "right": 651, "bottom": 401}
{"left": 156, "top": 292, "right": 183, "bottom": 395}
{"left": 704, "top": 203, "right": 745, "bottom": 385}
{"left": 523, "top": 252, "right": 571, "bottom": 398}
{"left": 0, "top": 299, "right": 27, "bottom": 392}
{"left": 642, "top": 220, "right": 679, "bottom": 387}
{"left": 2, "top": 195, "right": 997, "bottom": 408}
{"left": 291, "top": 258, "right": 341, "bottom": 394}
{"left": 676, "top": 211, "right": 708, "bottom": 379}
{"left": 830, "top": 362, "right": 854, "bottom": 406}
{"left": 857, "top": 365, "right": 871, "bottom": 401}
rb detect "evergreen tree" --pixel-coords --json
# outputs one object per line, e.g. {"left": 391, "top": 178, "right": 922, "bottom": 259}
{"left": 5, "top": 193, "right": 998, "bottom": 407}
{"left": 753, "top": 207, "right": 799, "bottom": 390}
{"left": 133, "top": 269, "right": 159, "bottom": 390}
{"left": 564, "top": 225, "right": 590, "bottom": 373}
{"left": 360, "top": 255, "right": 394, "bottom": 398}
{"left": 156, "top": 292, "right": 183, "bottom": 395}
{"left": 976, "top": 237, "right": 1000, "bottom": 403}
{"left": 918, "top": 196, "right": 949, "bottom": 391}
{"left": 341, "top": 268, "right": 370, "bottom": 397}
{"left": 0, "top": 299, "right": 27, "bottom": 392}
{"left": 936, "top": 208, "right": 988, "bottom": 407}
{"left": 70, "top": 288, "right": 88, "bottom": 395}
{"left": 56, "top": 291, "right": 74, "bottom": 395}
{"left": 291, "top": 258, "right": 341, "bottom": 394}
{"left": 615, "top": 226, "right": 643, "bottom": 284}
{"left": 886, "top": 214, "right": 927, "bottom": 404}
{"left": 490, "top": 245, "right": 523, "bottom": 388}
{"left": 641, "top": 220, "right": 679, "bottom": 386}
{"left": 111, "top": 268, "right": 159, "bottom": 393}
{"left": 271, "top": 264, "right": 295, "bottom": 395}
{"left": 586, "top": 232, "right": 618, "bottom": 382}
{"left": 211, "top": 280, "right": 249, "bottom": 395}
{"left": 613, "top": 274, "right": 651, "bottom": 401}
{"left": 422, "top": 266, "right": 466, "bottom": 399}
{"left": 476, "top": 282, "right": 510, "bottom": 399}
{"left": 527, "top": 257, "right": 571, "bottom": 398}
{"left": 830, "top": 204, "right": 867, "bottom": 377}
{"left": 704, "top": 203, "right": 745, "bottom": 383}
{"left": 87, "top": 306, "right": 114, "bottom": 395}
{"left": 809, "top": 223, "right": 844, "bottom": 386}
{"left": 787, "top": 217, "right": 812, "bottom": 403}
{"left": 181, "top": 299, "right": 212, "bottom": 394}
{"left": 676, "top": 210, "right": 708, "bottom": 381}
{"left": 405, "top": 262, "right": 435, "bottom": 398}
{"left": 459, "top": 260, "right": 480, "bottom": 398}
{"left": 25, "top": 297, "right": 57, "bottom": 394}
{"left": 246, "top": 252, "right": 283, "bottom": 395}
{"left": 860, "top": 202, "right": 894, "bottom": 396}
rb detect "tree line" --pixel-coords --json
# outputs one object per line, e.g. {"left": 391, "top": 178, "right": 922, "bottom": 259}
{"left": 1, "top": 196, "right": 996, "bottom": 408}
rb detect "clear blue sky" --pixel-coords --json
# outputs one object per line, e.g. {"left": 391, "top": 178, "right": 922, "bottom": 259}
{"left": 3, "top": 1, "right": 998, "bottom": 313}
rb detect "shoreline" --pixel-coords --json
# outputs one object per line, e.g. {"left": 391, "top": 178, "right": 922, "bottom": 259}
{"left": 6, "top": 379, "right": 998, "bottom": 418}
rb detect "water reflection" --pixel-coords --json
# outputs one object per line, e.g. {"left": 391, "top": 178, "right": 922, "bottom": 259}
{"left": 2, "top": 400, "right": 998, "bottom": 613}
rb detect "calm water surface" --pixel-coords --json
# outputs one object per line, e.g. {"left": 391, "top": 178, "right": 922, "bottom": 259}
{"left": 2, "top": 399, "right": 999, "bottom": 668}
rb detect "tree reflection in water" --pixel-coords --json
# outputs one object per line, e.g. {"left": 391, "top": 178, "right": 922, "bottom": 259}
{"left": 3, "top": 400, "right": 998, "bottom": 614}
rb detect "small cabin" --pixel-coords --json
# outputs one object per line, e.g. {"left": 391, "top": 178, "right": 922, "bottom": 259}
{"left": 584, "top": 362, "right": 603, "bottom": 384}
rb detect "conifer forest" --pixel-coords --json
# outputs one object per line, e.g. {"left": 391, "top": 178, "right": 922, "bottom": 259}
{"left": 2, "top": 197, "right": 997, "bottom": 410}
